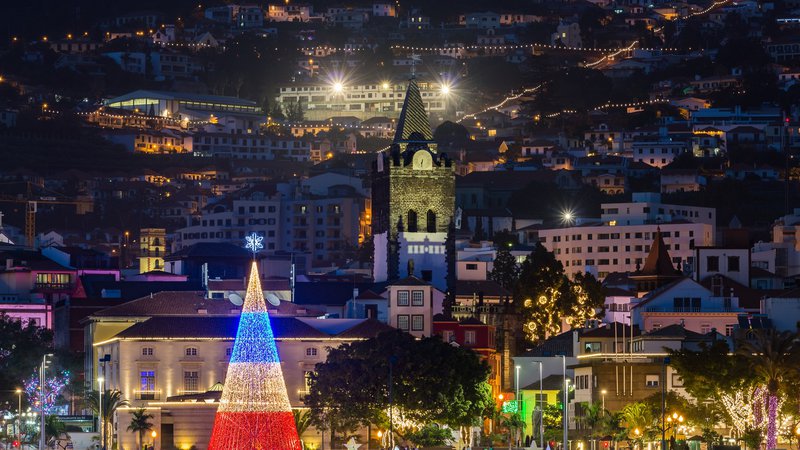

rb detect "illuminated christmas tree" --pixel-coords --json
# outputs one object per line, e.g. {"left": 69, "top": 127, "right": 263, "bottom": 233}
{"left": 208, "top": 259, "right": 302, "bottom": 450}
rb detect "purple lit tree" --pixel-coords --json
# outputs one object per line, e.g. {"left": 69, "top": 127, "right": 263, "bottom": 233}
{"left": 737, "top": 330, "right": 799, "bottom": 450}
{"left": 24, "top": 370, "right": 69, "bottom": 415}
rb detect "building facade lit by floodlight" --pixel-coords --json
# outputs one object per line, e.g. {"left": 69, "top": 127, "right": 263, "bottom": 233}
{"left": 276, "top": 79, "right": 452, "bottom": 121}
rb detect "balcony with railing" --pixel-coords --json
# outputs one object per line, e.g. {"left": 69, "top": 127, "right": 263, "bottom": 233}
{"left": 134, "top": 390, "right": 161, "bottom": 401}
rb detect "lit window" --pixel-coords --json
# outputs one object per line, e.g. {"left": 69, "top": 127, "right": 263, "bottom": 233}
{"left": 183, "top": 371, "right": 199, "bottom": 393}
{"left": 465, "top": 330, "right": 476, "bottom": 345}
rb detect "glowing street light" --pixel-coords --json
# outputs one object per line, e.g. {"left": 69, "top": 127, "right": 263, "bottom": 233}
{"left": 382, "top": 81, "right": 390, "bottom": 90}
{"left": 601, "top": 389, "right": 607, "bottom": 412}
{"left": 332, "top": 82, "right": 343, "bottom": 93}
{"left": 561, "top": 209, "right": 575, "bottom": 226}
{"left": 441, "top": 84, "right": 450, "bottom": 95}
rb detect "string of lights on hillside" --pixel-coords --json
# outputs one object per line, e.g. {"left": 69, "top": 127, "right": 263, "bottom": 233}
{"left": 391, "top": 42, "right": 680, "bottom": 53}
{"left": 75, "top": 110, "right": 212, "bottom": 126}
{"left": 298, "top": 42, "right": 681, "bottom": 55}
{"left": 584, "top": 41, "right": 639, "bottom": 68}
{"left": 456, "top": 84, "right": 544, "bottom": 123}
{"left": 544, "top": 98, "right": 669, "bottom": 118}
{"left": 653, "top": 0, "right": 732, "bottom": 32}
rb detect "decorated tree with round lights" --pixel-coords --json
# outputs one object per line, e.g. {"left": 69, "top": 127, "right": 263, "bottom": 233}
{"left": 514, "top": 243, "right": 566, "bottom": 342}
{"left": 207, "top": 257, "right": 302, "bottom": 450}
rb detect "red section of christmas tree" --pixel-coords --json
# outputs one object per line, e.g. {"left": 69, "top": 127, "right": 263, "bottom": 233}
{"left": 207, "top": 261, "right": 302, "bottom": 450}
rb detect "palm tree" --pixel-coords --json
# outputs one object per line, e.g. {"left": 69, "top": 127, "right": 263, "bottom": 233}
{"left": 500, "top": 412, "right": 526, "bottom": 449}
{"left": 44, "top": 415, "right": 67, "bottom": 447}
{"left": 737, "top": 329, "right": 799, "bottom": 450}
{"left": 87, "top": 389, "right": 130, "bottom": 450}
{"left": 127, "top": 408, "right": 154, "bottom": 450}
{"left": 622, "top": 402, "right": 653, "bottom": 449}
{"left": 293, "top": 409, "right": 313, "bottom": 448}
{"left": 583, "top": 402, "right": 605, "bottom": 437}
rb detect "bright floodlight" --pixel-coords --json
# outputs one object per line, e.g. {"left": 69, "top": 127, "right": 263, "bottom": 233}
{"left": 441, "top": 84, "right": 450, "bottom": 95}
{"left": 562, "top": 211, "right": 574, "bottom": 223}
{"left": 382, "top": 82, "right": 389, "bottom": 89}
{"left": 333, "top": 82, "right": 343, "bottom": 93}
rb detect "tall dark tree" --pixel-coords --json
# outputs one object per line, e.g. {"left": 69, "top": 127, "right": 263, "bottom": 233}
{"left": 489, "top": 248, "right": 519, "bottom": 291}
{"left": 433, "top": 121, "right": 470, "bottom": 150}
{"left": 0, "top": 315, "right": 53, "bottom": 404}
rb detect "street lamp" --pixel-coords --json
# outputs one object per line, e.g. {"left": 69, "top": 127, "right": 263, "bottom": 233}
{"left": 332, "top": 82, "right": 343, "bottom": 93}
{"left": 15, "top": 388, "right": 21, "bottom": 448}
{"left": 601, "top": 389, "right": 607, "bottom": 414}
{"left": 40, "top": 353, "right": 53, "bottom": 450}
{"left": 151, "top": 430, "right": 157, "bottom": 448}
{"left": 533, "top": 361, "right": 544, "bottom": 450}
{"left": 98, "top": 376, "right": 105, "bottom": 450}
{"left": 561, "top": 355, "right": 569, "bottom": 450}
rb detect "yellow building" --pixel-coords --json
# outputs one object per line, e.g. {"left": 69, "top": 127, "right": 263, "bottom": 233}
{"left": 519, "top": 374, "right": 564, "bottom": 444}
{"left": 139, "top": 228, "right": 166, "bottom": 273}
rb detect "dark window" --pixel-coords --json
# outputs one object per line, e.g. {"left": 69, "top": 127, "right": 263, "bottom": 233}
{"left": 728, "top": 256, "right": 740, "bottom": 272}
{"left": 408, "top": 210, "right": 418, "bottom": 232}
{"left": 707, "top": 256, "right": 719, "bottom": 271}
{"left": 426, "top": 210, "right": 437, "bottom": 232}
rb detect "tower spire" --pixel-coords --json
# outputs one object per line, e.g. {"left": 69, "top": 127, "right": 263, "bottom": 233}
{"left": 393, "top": 78, "right": 434, "bottom": 144}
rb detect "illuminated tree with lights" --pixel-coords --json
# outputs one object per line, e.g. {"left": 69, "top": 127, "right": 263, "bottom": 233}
{"left": 514, "top": 243, "right": 566, "bottom": 342}
{"left": 560, "top": 272, "right": 605, "bottom": 329}
{"left": 207, "top": 260, "right": 302, "bottom": 450}
{"left": 24, "top": 370, "right": 69, "bottom": 414}
{"left": 736, "top": 329, "right": 800, "bottom": 450}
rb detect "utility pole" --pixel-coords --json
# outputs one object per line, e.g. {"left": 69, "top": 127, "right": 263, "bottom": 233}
{"left": 562, "top": 355, "right": 569, "bottom": 450}
{"left": 39, "top": 353, "right": 53, "bottom": 450}
{"left": 661, "top": 357, "right": 670, "bottom": 450}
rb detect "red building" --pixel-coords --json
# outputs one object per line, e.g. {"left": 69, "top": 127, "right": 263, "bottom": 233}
{"left": 433, "top": 315, "right": 500, "bottom": 396}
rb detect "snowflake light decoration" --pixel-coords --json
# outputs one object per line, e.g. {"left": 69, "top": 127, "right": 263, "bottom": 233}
{"left": 244, "top": 232, "right": 264, "bottom": 257}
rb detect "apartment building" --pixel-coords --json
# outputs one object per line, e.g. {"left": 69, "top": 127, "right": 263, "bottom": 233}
{"left": 192, "top": 132, "right": 311, "bottom": 161}
{"left": 632, "top": 139, "right": 689, "bottom": 168}
{"left": 275, "top": 79, "right": 451, "bottom": 121}
{"left": 86, "top": 292, "right": 391, "bottom": 450}
{"left": 539, "top": 221, "right": 713, "bottom": 279}
{"left": 600, "top": 192, "right": 716, "bottom": 227}
{"left": 175, "top": 180, "right": 368, "bottom": 266}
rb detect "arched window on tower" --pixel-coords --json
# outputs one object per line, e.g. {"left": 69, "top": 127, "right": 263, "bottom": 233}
{"left": 426, "top": 210, "right": 437, "bottom": 232}
{"left": 408, "top": 210, "right": 418, "bottom": 232}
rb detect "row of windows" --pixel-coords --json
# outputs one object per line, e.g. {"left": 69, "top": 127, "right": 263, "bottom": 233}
{"left": 545, "top": 230, "right": 694, "bottom": 243}
{"left": 142, "top": 346, "right": 320, "bottom": 358}
{"left": 397, "top": 290, "right": 425, "bottom": 306}
{"left": 397, "top": 314, "right": 425, "bottom": 331}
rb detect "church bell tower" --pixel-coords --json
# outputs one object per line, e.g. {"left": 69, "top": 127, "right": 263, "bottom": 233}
{"left": 372, "top": 78, "right": 455, "bottom": 291}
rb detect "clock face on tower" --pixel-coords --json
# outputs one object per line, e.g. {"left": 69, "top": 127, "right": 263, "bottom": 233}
{"left": 412, "top": 150, "right": 433, "bottom": 170}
